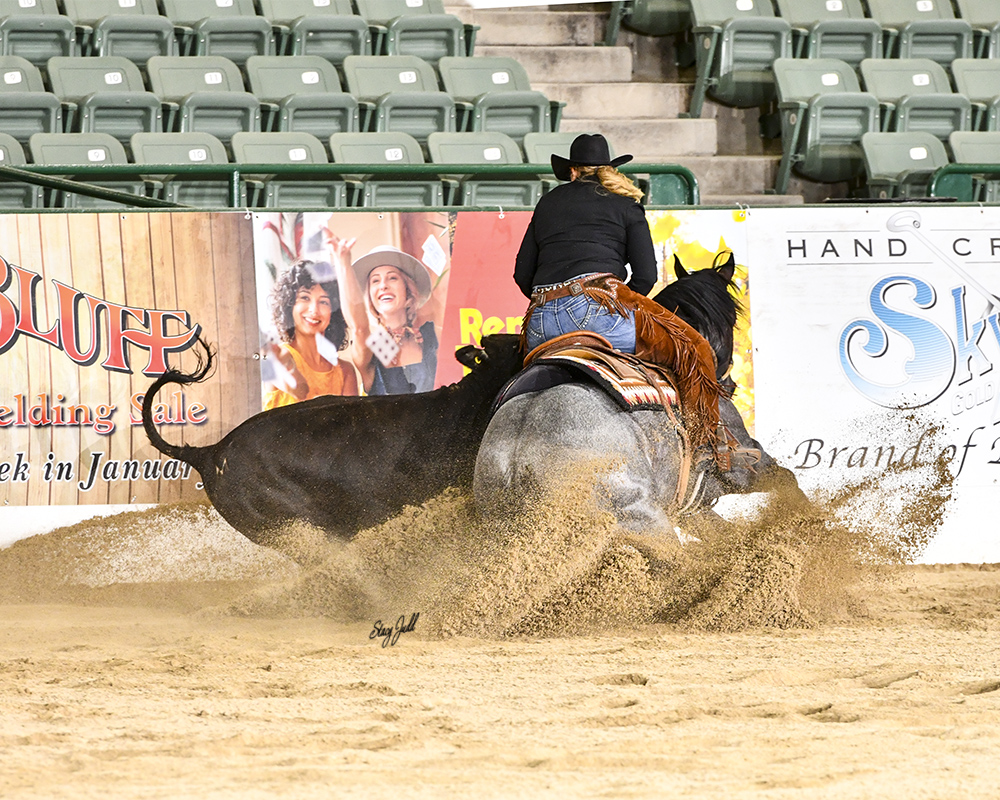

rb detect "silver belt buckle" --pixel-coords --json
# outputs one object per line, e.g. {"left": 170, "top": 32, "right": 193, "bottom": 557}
{"left": 569, "top": 280, "right": 584, "bottom": 296}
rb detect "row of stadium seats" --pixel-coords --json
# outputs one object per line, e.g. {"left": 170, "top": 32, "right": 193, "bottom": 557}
{"left": 861, "top": 130, "right": 1000, "bottom": 199}
{"left": 773, "top": 57, "right": 999, "bottom": 192}
{"left": 0, "top": 0, "right": 477, "bottom": 67}
{"left": 613, "top": 0, "right": 999, "bottom": 59}
{"left": 0, "top": 54, "right": 564, "bottom": 156}
{"left": 0, "top": 129, "right": 581, "bottom": 209}
{"left": 605, "top": 0, "right": 1000, "bottom": 117}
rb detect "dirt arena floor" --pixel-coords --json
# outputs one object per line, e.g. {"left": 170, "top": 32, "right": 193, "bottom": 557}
{"left": 1, "top": 490, "right": 998, "bottom": 799}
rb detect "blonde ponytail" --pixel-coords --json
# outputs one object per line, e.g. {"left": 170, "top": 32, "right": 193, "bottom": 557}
{"left": 575, "top": 165, "right": 644, "bottom": 202}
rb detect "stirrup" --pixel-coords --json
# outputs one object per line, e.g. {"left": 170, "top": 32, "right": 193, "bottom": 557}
{"left": 715, "top": 423, "right": 761, "bottom": 473}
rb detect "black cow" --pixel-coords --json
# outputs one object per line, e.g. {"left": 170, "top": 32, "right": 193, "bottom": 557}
{"left": 142, "top": 334, "right": 524, "bottom": 545}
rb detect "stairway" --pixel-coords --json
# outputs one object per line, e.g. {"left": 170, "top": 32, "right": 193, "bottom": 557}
{"left": 447, "top": 3, "right": 823, "bottom": 205}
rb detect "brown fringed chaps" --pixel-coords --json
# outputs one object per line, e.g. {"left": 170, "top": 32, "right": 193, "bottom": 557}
{"left": 522, "top": 275, "right": 722, "bottom": 452}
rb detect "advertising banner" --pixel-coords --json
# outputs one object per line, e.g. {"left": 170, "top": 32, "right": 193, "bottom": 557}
{"left": 0, "top": 212, "right": 259, "bottom": 511}
{"left": 0, "top": 207, "right": 758, "bottom": 544}
{"left": 253, "top": 211, "right": 454, "bottom": 401}
{"left": 439, "top": 211, "right": 531, "bottom": 385}
{"left": 2, "top": 206, "right": 994, "bottom": 563}
{"left": 746, "top": 206, "right": 1000, "bottom": 563}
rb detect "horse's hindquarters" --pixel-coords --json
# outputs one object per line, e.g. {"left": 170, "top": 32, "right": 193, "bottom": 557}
{"left": 474, "top": 384, "right": 685, "bottom": 536}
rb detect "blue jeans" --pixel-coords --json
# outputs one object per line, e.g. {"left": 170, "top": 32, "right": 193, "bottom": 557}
{"left": 525, "top": 288, "right": 636, "bottom": 354}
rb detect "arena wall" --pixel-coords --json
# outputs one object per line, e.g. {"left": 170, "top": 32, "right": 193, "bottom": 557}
{"left": 1, "top": 205, "right": 997, "bottom": 562}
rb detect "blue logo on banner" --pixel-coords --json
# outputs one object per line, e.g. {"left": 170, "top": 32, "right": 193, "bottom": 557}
{"left": 839, "top": 276, "right": 958, "bottom": 408}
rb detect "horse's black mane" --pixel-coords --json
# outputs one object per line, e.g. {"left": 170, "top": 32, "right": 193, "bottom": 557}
{"left": 652, "top": 253, "right": 742, "bottom": 379}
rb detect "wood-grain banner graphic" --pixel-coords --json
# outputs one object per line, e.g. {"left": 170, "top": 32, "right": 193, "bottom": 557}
{"left": 0, "top": 212, "right": 258, "bottom": 507}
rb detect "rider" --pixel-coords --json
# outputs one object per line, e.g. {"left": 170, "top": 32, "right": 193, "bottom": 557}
{"left": 514, "top": 133, "right": 727, "bottom": 464}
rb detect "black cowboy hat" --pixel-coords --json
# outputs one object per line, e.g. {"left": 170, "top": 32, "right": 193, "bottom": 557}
{"left": 551, "top": 133, "right": 633, "bottom": 182}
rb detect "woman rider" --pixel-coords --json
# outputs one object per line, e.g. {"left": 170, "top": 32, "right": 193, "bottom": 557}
{"left": 514, "top": 133, "right": 726, "bottom": 462}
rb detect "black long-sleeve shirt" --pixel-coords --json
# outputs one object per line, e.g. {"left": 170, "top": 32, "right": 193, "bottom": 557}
{"left": 513, "top": 177, "right": 657, "bottom": 299}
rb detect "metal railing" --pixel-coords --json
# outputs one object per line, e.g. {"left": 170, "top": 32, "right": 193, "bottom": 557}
{"left": 929, "top": 163, "right": 1000, "bottom": 201}
{"left": 0, "top": 161, "right": 700, "bottom": 209}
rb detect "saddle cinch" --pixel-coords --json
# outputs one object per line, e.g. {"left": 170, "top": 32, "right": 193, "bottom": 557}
{"left": 490, "top": 331, "right": 760, "bottom": 514}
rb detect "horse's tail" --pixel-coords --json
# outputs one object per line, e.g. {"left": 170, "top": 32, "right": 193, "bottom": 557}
{"left": 141, "top": 337, "right": 216, "bottom": 476}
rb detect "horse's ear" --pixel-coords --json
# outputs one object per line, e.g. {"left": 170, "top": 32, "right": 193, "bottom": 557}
{"left": 715, "top": 251, "right": 735, "bottom": 282}
{"left": 673, "top": 255, "right": 688, "bottom": 279}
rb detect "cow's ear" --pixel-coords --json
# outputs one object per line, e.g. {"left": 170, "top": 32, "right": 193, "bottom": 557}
{"left": 455, "top": 344, "right": 486, "bottom": 369}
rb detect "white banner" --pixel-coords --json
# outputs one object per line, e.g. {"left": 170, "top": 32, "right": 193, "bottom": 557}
{"left": 747, "top": 205, "right": 1000, "bottom": 563}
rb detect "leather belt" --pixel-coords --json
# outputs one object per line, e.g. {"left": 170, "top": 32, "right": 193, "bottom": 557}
{"left": 530, "top": 273, "right": 615, "bottom": 306}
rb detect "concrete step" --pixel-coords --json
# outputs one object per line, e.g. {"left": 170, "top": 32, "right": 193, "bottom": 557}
{"left": 475, "top": 44, "right": 632, "bottom": 84}
{"left": 452, "top": 3, "right": 805, "bottom": 201}
{"left": 559, "top": 118, "right": 718, "bottom": 158}
{"left": 454, "top": 10, "right": 604, "bottom": 46}
{"left": 670, "top": 156, "right": 779, "bottom": 196}
{"left": 536, "top": 82, "right": 689, "bottom": 119}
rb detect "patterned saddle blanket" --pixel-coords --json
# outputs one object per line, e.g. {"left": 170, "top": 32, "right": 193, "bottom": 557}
{"left": 493, "top": 331, "right": 681, "bottom": 416}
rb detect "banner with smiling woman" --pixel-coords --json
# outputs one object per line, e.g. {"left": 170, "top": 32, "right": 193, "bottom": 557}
{"left": 253, "top": 211, "right": 452, "bottom": 400}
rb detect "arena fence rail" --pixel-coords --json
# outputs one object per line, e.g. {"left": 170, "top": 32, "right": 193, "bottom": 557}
{"left": 928, "top": 162, "right": 1000, "bottom": 203}
{"left": 0, "top": 162, "right": 701, "bottom": 209}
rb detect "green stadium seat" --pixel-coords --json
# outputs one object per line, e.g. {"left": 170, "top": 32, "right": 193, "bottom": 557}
{"left": 328, "top": 130, "right": 443, "bottom": 206}
{"left": 685, "top": 0, "right": 793, "bottom": 119}
{"left": 860, "top": 130, "right": 949, "bottom": 197}
{"left": 860, "top": 58, "right": 973, "bottom": 147}
{"left": 521, "top": 130, "right": 578, "bottom": 192}
{"left": 521, "top": 131, "right": 578, "bottom": 164}
{"left": 354, "top": 0, "right": 474, "bottom": 62}
{"left": 256, "top": 0, "right": 370, "bottom": 63}
{"left": 773, "top": 0, "right": 882, "bottom": 68}
{"left": 437, "top": 56, "right": 559, "bottom": 145}
{"left": 92, "top": 16, "right": 176, "bottom": 64}
{"left": 952, "top": 59, "right": 1000, "bottom": 131}
{"left": 427, "top": 131, "right": 541, "bottom": 207}
{"left": 954, "top": 0, "right": 1000, "bottom": 58}
{"left": 28, "top": 130, "right": 144, "bottom": 207}
{"left": 948, "top": 130, "right": 1000, "bottom": 201}
{"left": 0, "top": 55, "right": 63, "bottom": 144}
{"left": 61, "top": 0, "right": 174, "bottom": 63}
{"left": 160, "top": 0, "right": 274, "bottom": 65}
{"left": 865, "top": 0, "right": 973, "bottom": 64}
{"left": 0, "top": 0, "right": 76, "bottom": 66}
{"left": 244, "top": 55, "right": 359, "bottom": 138}
{"left": 342, "top": 55, "right": 455, "bottom": 149}
{"left": 0, "top": 132, "right": 43, "bottom": 207}
{"left": 231, "top": 130, "right": 348, "bottom": 207}
{"left": 773, "top": 58, "right": 880, "bottom": 194}
{"left": 47, "top": 55, "right": 162, "bottom": 150}
{"left": 604, "top": 0, "right": 691, "bottom": 46}
{"left": 130, "top": 130, "right": 239, "bottom": 206}
{"left": 146, "top": 55, "right": 261, "bottom": 148}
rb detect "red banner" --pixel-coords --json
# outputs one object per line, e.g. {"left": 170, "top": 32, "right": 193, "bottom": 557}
{"left": 437, "top": 211, "right": 531, "bottom": 386}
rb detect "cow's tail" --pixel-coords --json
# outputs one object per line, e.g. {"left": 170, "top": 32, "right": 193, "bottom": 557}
{"left": 142, "top": 336, "right": 216, "bottom": 475}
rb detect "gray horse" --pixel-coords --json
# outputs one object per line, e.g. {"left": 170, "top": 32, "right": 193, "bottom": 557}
{"left": 474, "top": 256, "right": 800, "bottom": 537}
